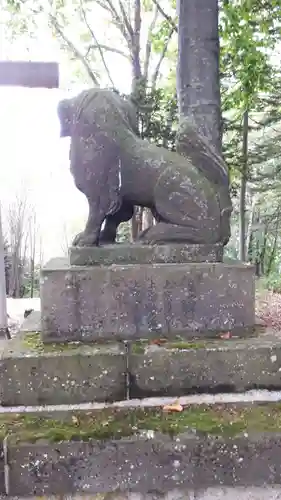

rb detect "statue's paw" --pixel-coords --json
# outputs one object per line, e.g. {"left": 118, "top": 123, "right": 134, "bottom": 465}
{"left": 72, "top": 232, "right": 99, "bottom": 247}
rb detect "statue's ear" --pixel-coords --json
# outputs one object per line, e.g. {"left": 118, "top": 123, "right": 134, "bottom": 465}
{"left": 57, "top": 98, "right": 74, "bottom": 137}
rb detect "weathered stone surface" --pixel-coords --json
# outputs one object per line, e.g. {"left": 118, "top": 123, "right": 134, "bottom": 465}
{"left": 130, "top": 332, "right": 281, "bottom": 398}
{"left": 69, "top": 243, "right": 224, "bottom": 266}
{"left": 58, "top": 88, "right": 232, "bottom": 247}
{"left": 5, "top": 430, "right": 281, "bottom": 495}
{"left": 2, "top": 487, "right": 281, "bottom": 499}
{"left": 2, "top": 402, "right": 281, "bottom": 495}
{"left": 41, "top": 258, "right": 255, "bottom": 343}
{"left": 0, "top": 333, "right": 126, "bottom": 406}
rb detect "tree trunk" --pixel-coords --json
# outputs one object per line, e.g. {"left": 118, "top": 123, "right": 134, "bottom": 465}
{"left": 239, "top": 109, "right": 249, "bottom": 262}
{"left": 0, "top": 205, "right": 8, "bottom": 337}
{"left": 266, "top": 215, "right": 280, "bottom": 275}
{"left": 259, "top": 225, "right": 268, "bottom": 276}
{"left": 246, "top": 196, "right": 255, "bottom": 261}
{"left": 131, "top": 207, "right": 143, "bottom": 241}
{"left": 30, "top": 258, "right": 35, "bottom": 299}
{"left": 142, "top": 208, "right": 154, "bottom": 230}
{"left": 29, "top": 214, "right": 36, "bottom": 298}
{"left": 130, "top": 0, "right": 144, "bottom": 242}
{"left": 177, "top": 0, "right": 222, "bottom": 152}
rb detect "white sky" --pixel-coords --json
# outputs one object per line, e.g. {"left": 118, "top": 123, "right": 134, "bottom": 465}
{"left": 0, "top": 86, "right": 83, "bottom": 260}
{"left": 0, "top": 23, "right": 132, "bottom": 262}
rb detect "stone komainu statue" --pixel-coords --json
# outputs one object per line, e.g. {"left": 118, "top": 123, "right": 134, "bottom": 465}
{"left": 57, "top": 88, "right": 232, "bottom": 246}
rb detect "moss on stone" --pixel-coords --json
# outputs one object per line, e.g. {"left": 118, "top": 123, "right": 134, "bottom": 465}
{"left": 131, "top": 340, "right": 207, "bottom": 354}
{"left": 166, "top": 341, "right": 207, "bottom": 350}
{"left": 3, "top": 403, "right": 281, "bottom": 444}
{"left": 22, "top": 332, "right": 96, "bottom": 353}
{"left": 131, "top": 341, "right": 149, "bottom": 354}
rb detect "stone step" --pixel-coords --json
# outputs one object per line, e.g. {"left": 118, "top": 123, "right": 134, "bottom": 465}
{"left": 0, "top": 332, "right": 127, "bottom": 406}
{"left": 129, "top": 328, "right": 280, "bottom": 398}
{"left": 40, "top": 257, "right": 255, "bottom": 343}
{"left": 2, "top": 399, "right": 281, "bottom": 496}
{"left": 1, "top": 326, "right": 281, "bottom": 406}
{"left": 2, "top": 488, "right": 281, "bottom": 499}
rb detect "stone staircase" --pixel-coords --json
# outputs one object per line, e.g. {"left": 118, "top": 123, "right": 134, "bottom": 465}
{"left": 0, "top": 243, "right": 280, "bottom": 497}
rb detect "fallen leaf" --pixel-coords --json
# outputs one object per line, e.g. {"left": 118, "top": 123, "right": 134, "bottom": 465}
{"left": 220, "top": 331, "right": 232, "bottom": 339}
{"left": 163, "top": 399, "right": 183, "bottom": 412}
{"left": 150, "top": 338, "right": 167, "bottom": 346}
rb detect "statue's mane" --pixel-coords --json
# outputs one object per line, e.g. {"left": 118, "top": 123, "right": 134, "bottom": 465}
{"left": 73, "top": 88, "right": 138, "bottom": 137}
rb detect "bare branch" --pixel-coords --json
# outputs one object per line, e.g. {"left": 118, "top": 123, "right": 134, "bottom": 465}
{"left": 119, "top": 0, "right": 134, "bottom": 39}
{"left": 93, "top": 0, "right": 113, "bottom": 13}
{"left": 49, "top": 14, "right": 100, "bottom": 86}
{"left": 80, "top": 2, "right": 115, "bottom": 88}
{"left": 151, "top": 0, "right": 178, "bottom": 32}
{"left": 143, "top": 5, "right": 159, "bottom": 82}
{"left": 151, "top": 27, "right": 175, "bottom": 87}
{"left": 86, "top": 44, "right": 129, "bottom": 59}
{"left": 102, "top": 0, "right": 132, "bottom": 46}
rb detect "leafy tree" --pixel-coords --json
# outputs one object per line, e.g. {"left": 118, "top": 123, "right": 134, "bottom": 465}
{"left": 220, "top": 0, "right": 281, "bottom": 260}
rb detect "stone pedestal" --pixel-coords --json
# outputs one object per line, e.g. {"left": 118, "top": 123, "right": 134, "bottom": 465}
{"left": 69, "top": 242, "right": 224, "bottom": 266}
{"left": 40, "top": 244, "right": 255, "bottom": 343}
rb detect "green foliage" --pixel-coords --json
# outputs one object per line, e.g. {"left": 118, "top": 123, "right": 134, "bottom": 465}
{"left": 137, "top": 87, "right": 177, "bottom": 150}
{"left": 116, "top": 222, "right": 131, "bottom": 243}
{"left": 151, "top": 20, "right": 172, "bottom": 53}
{"left": 22, "top": 265, "right": 41, "bottom": 298}
{"left": 262, "top": 273, "right": 281, "bottom": 294}
{"left": 219, "top": 0, "right": 281, "bottom": 262}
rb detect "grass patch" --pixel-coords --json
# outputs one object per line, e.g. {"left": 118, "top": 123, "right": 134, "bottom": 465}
{"left": 166, "top": 341, "right": 207, "bottom": 350}
{"left": 22, "top": 332, "right": 93, "bottom": 353}
{"left": 3, "top": 403, "right": 281, "bottom": 444}
{"left": 131, "top": 341, "right": 149, "bottom": 354}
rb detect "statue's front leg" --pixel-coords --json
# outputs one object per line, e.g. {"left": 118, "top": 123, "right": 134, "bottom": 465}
{"left": 72, "top": 198, "right": 105, "bottom": 246}
{"left": 70, "top": 140, "right": 122, "bottom": 247}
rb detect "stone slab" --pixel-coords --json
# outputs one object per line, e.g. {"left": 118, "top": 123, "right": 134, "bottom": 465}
{"left": 2, "top": 488, "right": 281, "bottom": 499}
{"left": 69, "top": 243, "right": 224, "bottom": 266}
{"left": 130, "top": 330, "right": 281, "bottom": 397}
{"left": 0, "top": 333, "right": 126, "bottom": 406}
{"left": 40, "top": 259, "right": 255, "bottom": 343}
{"left": 4, "top": 402, "right": 281, "bottom": 496}
{"left": 0, "top": 61, "right": 59, "bottom": 88}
